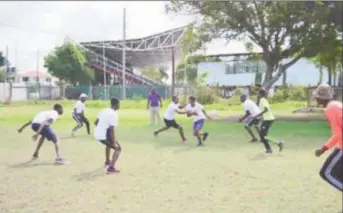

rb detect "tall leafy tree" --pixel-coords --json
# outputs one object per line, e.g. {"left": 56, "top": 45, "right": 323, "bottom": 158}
{"left": 176, "top": 54, "right": 220, "bottom": 85}
{"left": 140, "top": 66, "right": 168, "bottom": 84}
{"left": 166, "top": 1, "right": 339, "bottom": 90}
{"left": 44, "top": 42, "right": 94, "bottom": 85}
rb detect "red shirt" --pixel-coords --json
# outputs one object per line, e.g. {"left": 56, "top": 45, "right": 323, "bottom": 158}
{"left": 323, "top": 101, "right": 342, "bottom": 150}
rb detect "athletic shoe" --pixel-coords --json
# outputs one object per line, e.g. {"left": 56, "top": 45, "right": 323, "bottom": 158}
{"left": 278, "top": 141, "right": 284, "bottom": 152}
{"left": 250, "top": 138, "right": 258, "bottom": 143}
{"left": 107, "top": 166, "right": 120, "bottom": 174}
{"left": 32, "top": 153, "right": 39, "bottom": 159}
{"left": 203, "top": 132, "right": 209, "bottom": 141}
{"left": 153, "top": 131, "right": 158, "bottom": 137}
{"left": 55, "top": 158, "right": 66, "bottom": 165}
{"left": 265, "top": 149, "right": 273, "bottom": 154}
{"left": 197, "top": 143, "right": 204, "bottom": 147}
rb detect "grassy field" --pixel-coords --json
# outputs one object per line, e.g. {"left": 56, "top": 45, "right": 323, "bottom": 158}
{"left": 0, "top": 101, "right": 341, "bottom": 213}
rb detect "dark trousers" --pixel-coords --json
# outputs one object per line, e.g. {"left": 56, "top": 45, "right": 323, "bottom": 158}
{"left": 319, "top": 148, "right": 343, "bottom": 191}
{"left": 259, "top": 120, "right": 273, "bottom": 150}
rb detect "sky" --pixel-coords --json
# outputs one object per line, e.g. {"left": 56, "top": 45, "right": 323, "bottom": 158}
{"left": 0, "top": 1, "right": 249, "bottom": 74}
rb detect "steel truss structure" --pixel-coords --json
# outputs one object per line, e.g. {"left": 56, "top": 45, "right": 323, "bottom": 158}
{"left": 80, "top": 26, "right": 187, "bottom": 68}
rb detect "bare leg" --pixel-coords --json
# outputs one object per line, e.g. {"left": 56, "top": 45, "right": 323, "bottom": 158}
{"left": 154, "top": 126, "right": 170, "bottom": 136}
{"left": 53, "top": 140, "right": 61, "bottom": 159}
{"left": 254, "top": 126, "right": 261, "bottom": 141}
{"left": 110, "top": 143, "right": 121, "bottom": 168}
{"left": 105, "top": 146, "right": 111, "bottom": 163}
{"left": 194, "top": 130, "right": 203, "bottom": 146}
{"left": 33, "top": 136, "right": 45, "bottom": 158}
{"left": 178, "top": 126, "right": 186, "bottom": 142}
{"left": 244, "top": 126, "right": 258, "bottom": 142}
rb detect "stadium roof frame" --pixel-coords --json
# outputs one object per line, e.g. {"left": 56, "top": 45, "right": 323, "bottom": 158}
{"left": 80, "top": 25, "right": 189, "bottom": 68}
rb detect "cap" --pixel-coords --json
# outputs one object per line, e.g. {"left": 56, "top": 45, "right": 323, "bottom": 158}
{"left": 80, "top": 93, "right": 88, "bottom": 99}
{"left": 312, "top": 83, "right": 334, "bottom": 100}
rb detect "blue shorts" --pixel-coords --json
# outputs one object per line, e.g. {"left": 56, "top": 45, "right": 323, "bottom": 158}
{"left": 31, "top": 123, "right": 57, "bottom": 142}
{"left": 98, "top": 128, "right": 121, "bottom": 151}
{"left": 193, "top": 119, "right": 205, "bottom": 132}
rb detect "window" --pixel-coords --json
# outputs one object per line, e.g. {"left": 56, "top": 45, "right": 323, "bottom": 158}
{"left": 35, "top": 77, "right": 40, "bottom": 82}
{"left": 46, "top": 77, "right": 51, "bottom": 82}
{"left": 22, "top": 77, "right": 29, "bottom": 82}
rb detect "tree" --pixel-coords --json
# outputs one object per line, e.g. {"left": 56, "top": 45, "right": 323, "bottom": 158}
{"left": 0, "top": 68, "right": 4, "bottom": 82}
{"left": 176, "top": 54, "right": 220, "bottom": 85}
{"left": 0, "top": 52, "right": 5, "bottom": 67}
{"left": 310, "top": 37, "right": 342, "bottom": 85}
{"left": 166, "top": 1, "right": 339, "bottom": 90}
{"left": 140, "top": 66, "right": 168, "bottom": 84}
{"left": 44, "top": 42, "right": 95, "bottom": 85}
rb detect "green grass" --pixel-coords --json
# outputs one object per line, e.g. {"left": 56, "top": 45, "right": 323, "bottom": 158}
{"left": 0, "top": 102, "right": 341, "bottom": 213}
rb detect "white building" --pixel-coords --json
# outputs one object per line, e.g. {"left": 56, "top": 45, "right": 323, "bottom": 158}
{"left": 16, "top": 70, "right": 59, "bottom": 85}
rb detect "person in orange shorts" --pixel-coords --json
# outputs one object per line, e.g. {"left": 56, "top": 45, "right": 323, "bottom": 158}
{"left": 313, "top": 84, "right": 342, "bottom": 191}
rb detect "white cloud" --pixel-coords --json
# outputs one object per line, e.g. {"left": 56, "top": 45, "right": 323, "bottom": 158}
{"left": 0, "top": 1, "right": 247, "bottom": 74}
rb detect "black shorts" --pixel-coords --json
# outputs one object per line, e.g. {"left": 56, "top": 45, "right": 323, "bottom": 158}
{"left": 244, "top": 116, "right": 260, "bottom": 127}
{"left": 99, "top": 128, "right": 121, "bottom": 150}
{"left": 260, "top": 120, "right": 274, "bottom": 136}
{"left": 164, "top": 118, "right": 180, "bottom": 129}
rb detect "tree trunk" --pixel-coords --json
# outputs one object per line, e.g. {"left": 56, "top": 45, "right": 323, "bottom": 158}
{"left": 328, "top": 66, "right": 332, "bottom": 85}
{"left": 319, "top": 64, "right": 323, "bottom": 84}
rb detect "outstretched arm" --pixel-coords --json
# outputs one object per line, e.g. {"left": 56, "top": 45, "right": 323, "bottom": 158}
{"left": 18, "top": 120, "right": 32, "bottom": 133}
{"left": 202, "top": 109, "right": 212, "bottom": 120}
{"left": 239, "top": 111, "right": 250, "bottom": 122}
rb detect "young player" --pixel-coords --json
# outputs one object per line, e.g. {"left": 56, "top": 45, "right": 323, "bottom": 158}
{"left": 71, "top": 93, "right": 90, "bottom": 136}
{"left": 153, "top": 96, "right": 186, "bottom": 142}
{"left": 253, "top": 89, "right": 284, "bottom": 153}
{"left": 313, "top": 84, "right": 342, "bottom": 191}
{"left": 94, "top": 98, "right": 121, "bottom": 174}
{"left": 238, "top": 94, "right": 260, "bottom": 143}
{"left": 185, "top": 96, "right": 211, "bottom": 147}
{"left": 17, "top": 104, "right": 65, "bottom": 164}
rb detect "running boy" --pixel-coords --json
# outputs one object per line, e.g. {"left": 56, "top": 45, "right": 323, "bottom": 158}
{"left": 185, "top": 96, "right": 211, "bottom": 147}
{"left": 17, "top": 104, "right": 65, "bottom": 164}
{"left": 153, "top": 96, "right": 186, "bottom": 142}
{"left": 71, "top": 93, "right": 90, "bottom": 136}
{"left": 313, "top": 84, "right": 342, "bottom": 191}
{"left": 94, "top": 98, "right": 121, "bottom": 174}
{"left": 238, "top": 94, "right": 260, "bottom": 142}
{"left": 253, "top": 89, "right": 284, "bottom": 153}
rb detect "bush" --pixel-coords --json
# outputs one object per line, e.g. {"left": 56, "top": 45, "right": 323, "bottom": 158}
{"left": 289, "top": 86, "right": 307, "bottom": 101}
{"left": 196, "top": 86, "right": 219, "bottom": 105}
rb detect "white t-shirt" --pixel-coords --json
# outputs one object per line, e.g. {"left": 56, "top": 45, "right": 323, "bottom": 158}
{"left": 94, "top": 108, "right": 118, "bottom": 140}
{"left": 32, "top": 110, "right": 59, "bottom": 124}
{"left": 164, "top": 102, "right": 179, "bottom": 120}
{"left": 243, "top": 99, "right": 260, "bottom": 117}
{"left": 74, "top": 100, "right": 85, "bottom": 114}
{"left": 185, "top": 102, "right": 206, "bottom": 122}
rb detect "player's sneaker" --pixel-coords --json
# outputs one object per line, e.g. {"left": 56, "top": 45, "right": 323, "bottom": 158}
{"left": 203, "top": 132, "right": 209, "bottom": 141}
{"left": 153, "top": 131, "right": 158, "bottom": 137}
{"left": 107, "top": 166, "right": 120, "bottom": 174}
{"left": 55, "top": 158, "right": 66, "bottom": 165}
{"left": 278, "top": 141, "right": 284, "bottom": 152}
{"left": 265, "top": 149, "right": 273, "bottom": 154}
{"left": 32, "top": 153, "right": 39, "bottom": 160}
{"left": 250, "top": 138, "right": 258, "bottom": 143}
{"left": 197, "top": 143, "right": 204, "bottom": 147}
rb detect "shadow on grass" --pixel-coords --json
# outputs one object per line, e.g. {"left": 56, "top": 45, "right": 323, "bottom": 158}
{"left": 249, "top": 152, "right": 285, "bottom": 161}
{"left": 8, "top": 159, "right": 53, "bottom": 168}
{"left": 72, "top": 168, "right": 105, "bottom": 181}
{"left": 59, "top": 134, "right": 91, "bottom": 141}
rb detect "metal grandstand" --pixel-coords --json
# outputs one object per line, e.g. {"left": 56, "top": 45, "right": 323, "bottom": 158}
{"left": 79, "top": 25, "right": 188, "bottom": 87}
